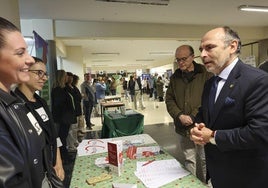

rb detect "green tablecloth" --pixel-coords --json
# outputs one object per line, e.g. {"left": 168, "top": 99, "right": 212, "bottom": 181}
{"left": 70, "top": 148, "right": 207, "bottom": 188}
{"left": 102, "top": 111, "right": 144, "bottom": 138}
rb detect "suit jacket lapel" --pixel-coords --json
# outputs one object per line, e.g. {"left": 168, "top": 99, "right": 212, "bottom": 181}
{"left": 209, "top": 61, "right": 242, "bottom": 128}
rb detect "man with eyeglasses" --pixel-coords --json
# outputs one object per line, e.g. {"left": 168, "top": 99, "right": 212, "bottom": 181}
{"left": 165, "top": 45, "right": 212, "bottom": 183}
{"left": 190, "top": 26, "right": 268, "bottom": 187}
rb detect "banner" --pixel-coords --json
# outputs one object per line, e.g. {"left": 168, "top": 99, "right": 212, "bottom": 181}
{"left": 33, "top": 30, "right": 48, "bottom": 64}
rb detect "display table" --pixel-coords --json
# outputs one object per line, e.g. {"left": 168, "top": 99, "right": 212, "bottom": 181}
{"left": 100, "top": 101, "right": 125, "bottom": 123}
{"left": 101, "top": 111, "right": 144, "bottom": 138}
{"left": 70, "top": 134, "right": 207, "bottom": 188}
{"left": 104, "top": 95, "right": 122, "bottom": 102}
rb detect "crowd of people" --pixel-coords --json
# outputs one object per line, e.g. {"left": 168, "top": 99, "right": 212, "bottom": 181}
{"left": 2, "top": 15, "right": 268, "bottom": 188}
{"left": 78, "top": 72, "right": 170, "bottom": 112}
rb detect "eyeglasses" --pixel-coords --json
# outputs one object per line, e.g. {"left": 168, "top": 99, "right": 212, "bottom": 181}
{"left": 28, "top": 70, "right": 49, "bottom": 78}
{"left": 175, "top": 54, "right": 193, "bottom": 63}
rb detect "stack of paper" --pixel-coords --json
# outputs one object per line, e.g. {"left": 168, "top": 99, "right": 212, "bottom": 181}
{"left": 135, "top": 159, "right": 190, "bottom": 188}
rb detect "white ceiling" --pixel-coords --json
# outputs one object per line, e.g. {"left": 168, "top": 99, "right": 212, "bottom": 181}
{"left": 18, "top": 0, "right": 268, "bottom": 70}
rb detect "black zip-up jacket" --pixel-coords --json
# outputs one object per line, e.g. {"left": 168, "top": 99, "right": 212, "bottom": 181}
{"left": 0, "top": 89, "right": 45, "bottom": 187}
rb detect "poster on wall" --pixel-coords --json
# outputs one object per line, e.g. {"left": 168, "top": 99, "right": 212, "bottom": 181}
{"left": 33, "top": 31, "right": 48, "bottom": 64}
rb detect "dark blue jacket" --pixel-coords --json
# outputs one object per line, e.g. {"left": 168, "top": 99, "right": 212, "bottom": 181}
{"left": 196, "top": 60, "right": 268, "bottom": 187}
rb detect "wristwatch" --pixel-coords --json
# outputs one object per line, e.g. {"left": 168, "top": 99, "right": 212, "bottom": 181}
{"left": 209, "top": 130, "right": 216, "bottom": 145}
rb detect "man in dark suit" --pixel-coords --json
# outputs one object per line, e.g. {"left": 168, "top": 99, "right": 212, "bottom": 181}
{"left": 190, "top": 26, "right": 268, "bottom": 188}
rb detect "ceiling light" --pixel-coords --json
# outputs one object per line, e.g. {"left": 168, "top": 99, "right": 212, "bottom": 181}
{"left": 92, "top": 64, "right": 109, "bottom": 66}
{"left": 127, "top": 63, "right": 143, "bottom": 67}
{"left": 96, "top": 0, "right": 170, "bottom": 6}
{"left": 136, "top": 59, "right": 154, "bottom": 61}
{"left": 238, "top": 5, "right": 268, "bottom": 12}
{"left": 149, "top": 52, "right": 173, "bottom": 55}
{"left": 92, "top": 59, "right": 112, "bottom": 62}
{"left": 91, "top": 53, "right": 119, "bottom": 56}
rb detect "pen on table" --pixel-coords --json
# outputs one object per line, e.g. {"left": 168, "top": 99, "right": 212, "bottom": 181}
{"left": 142, "top": 159, "right": 155, "bottom": 167}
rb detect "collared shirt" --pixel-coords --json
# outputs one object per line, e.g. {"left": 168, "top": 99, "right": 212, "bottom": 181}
{"left": 135, "top": 80, "right": 140, "bottom": 90}
{"left": 215, "top": 57, "right": 238, "bottom": 100}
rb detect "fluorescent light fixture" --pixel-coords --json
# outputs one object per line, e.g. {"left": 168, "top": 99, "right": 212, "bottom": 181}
{"left": 96, "top": 0, "right": 170, "bottom": 6}
{"left": 91, "top": 53, "right": 119, "bottom": 56}
{"left": 149, "top": 52, "right": 173, "bottom": 55}
{"left": 92, "top": 64, "right": 109, "bottom": 67}
{"left": 127, "top": 63, "right": 144, "bottom": 67}
{"left": 136, "top": 59, "right": 154, "bottom": 61}
{"left": 238, "top": 5, "right": 268, "bottom": 12}
{"left": 92, "top": 59, "right": 112, "bottom": 62}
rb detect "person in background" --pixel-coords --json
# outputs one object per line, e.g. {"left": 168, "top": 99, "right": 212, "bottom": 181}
{"left": 148, "top": 74, "right": 154, "bottom": 99}
{"left": 163, "top": 75, "right": 170, "bottom": 94}
{"left": 80, "top": 73, "right": 95, "bottom": 130}
{"left": 128, "top": 73, "right": 145, "bottom": 110}
{"left": 95, "top": 76, "right": 106, "bottom": 116}
{"left": 15, "top": 56, "right": 65, "bottom": 184}
{"left": 65, "top": 72, "right": 79, "bottom": 152}
{"left": 258, "top": 59, "right": 268, "bottom": 73}
{"left": 110, "top": 77, "right": 117, "bottom": 95}
{"left": 105, "top": 78, "right": 111, "bottom": 96}
{"left": 128, "top": 75, "right": 135, "bottom": 102}
{"left": 51, "top": 69, "right": 77, "bottom": 162}
{"left": 72, "top": 74, "right": 85, "bottom": 141}
{"left": 0, "top": 16, "right": 46, "bottom": 187}
{"left": 165, "top": 45, "right": 212, "bottom": 183}
{"left": 156, "top": 76, "right": 164, "bottom": 102}
{"left": 141, "top": 77, "right": 147, "bottom": 95}
{"left": 122, "top": 77, "right": 128, "bottom": 100}
{"left": 92, "top": 78, "right": 98, "bottom": 115}
{"left": 190, "top": 26, "right": 268, "bottom": 187}
{"left": 153, "top": 73, "right": 158, "bottom": 100}
{"left": 145, "top": 77, "right": 150, "bottom": 95}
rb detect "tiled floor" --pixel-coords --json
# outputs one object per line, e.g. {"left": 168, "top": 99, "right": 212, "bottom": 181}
{"left": 63, "top": 94, "right": 185, "bottom": 187}
{"left": 91, "top": 94, "right": 174, "bottom": 127}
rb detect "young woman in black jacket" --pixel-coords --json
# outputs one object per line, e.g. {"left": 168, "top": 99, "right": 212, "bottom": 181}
{"left": 15, "top": 57, "right": 65, "bottom": 187}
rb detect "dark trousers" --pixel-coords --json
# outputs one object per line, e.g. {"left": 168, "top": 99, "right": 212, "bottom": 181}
{"left": 83, "top": 100, "right": 93, "bottom": 127}
{"left": 58, "top": 122, "right": 71, "bottom": 159}
{"left": 153, "top": 88, "right": 158, "bottom": 99}
{"left": 110, "top": 89, "right": 116, "bottom": 95}
{"left": 149, "top": 88, "right": 153, "bottom": 98}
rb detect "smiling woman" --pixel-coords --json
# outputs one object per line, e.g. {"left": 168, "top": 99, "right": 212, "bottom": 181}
{"left": 0, "top": 20, "right": 34, "bottom": 91}
{"left": 0, "top": 17, "right": 48, "bottom": 188}
{"left": 15, "top": 56, "right": 65, "bottom": 187}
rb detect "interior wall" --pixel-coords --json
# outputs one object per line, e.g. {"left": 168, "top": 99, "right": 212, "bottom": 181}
{"left": 0, "top": 0, "right": 20, "bottom": 28}
{"left": 240, "top": 43, "right": 259, "bottom": 67}
{"left": 258, "top": 39, "right": 268, "bottom": 65}
{"left": 61, "top": 46, "right": 84, "bottom": 86}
